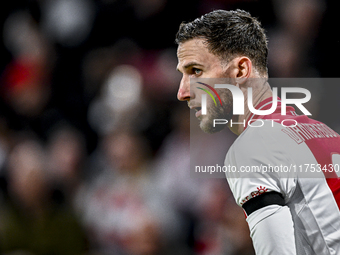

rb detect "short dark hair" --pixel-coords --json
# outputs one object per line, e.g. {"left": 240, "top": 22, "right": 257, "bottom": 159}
{"left": 176, "top": 9, "right": 268, "bottom": 75}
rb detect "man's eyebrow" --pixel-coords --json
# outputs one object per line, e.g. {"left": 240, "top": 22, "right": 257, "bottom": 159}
{"left": 184, "top": 62, "right": 203, "bottom": 69}
{"left": 176, "top": 62, "right": 203, "bottom": 72}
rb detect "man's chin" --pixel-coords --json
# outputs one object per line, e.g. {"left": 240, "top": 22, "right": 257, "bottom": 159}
{"left": 199, "top": 119, "right": 226, "bottom": 134}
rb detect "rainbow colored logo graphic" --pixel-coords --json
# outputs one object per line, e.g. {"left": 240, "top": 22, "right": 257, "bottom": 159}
{"left": 196, "top": 82, "right": 223, "bottom": 106}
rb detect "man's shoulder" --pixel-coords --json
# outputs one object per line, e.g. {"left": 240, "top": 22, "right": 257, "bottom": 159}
{"left": 227, "top": 115, "right": 340, "bottom": 166}
{"left": 231, "top": 119, "right": 289, "bottom": 150}
{"left": 226, "top": 117, "right": 310, "bottom": 162}
{"left": 234, "top": 114, "right": 337, "bottom": 149}
{"left": 226, "top": 119, "right": 288, "bottom": 168}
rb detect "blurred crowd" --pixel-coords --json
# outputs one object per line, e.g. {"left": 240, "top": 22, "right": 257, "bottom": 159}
{"left": 0, "top": 0, "right": 338, "bottom": 254}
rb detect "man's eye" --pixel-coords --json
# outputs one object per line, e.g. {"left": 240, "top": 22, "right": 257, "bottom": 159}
{"left": 193, "top": 68, "right": 202, "bottom": 75}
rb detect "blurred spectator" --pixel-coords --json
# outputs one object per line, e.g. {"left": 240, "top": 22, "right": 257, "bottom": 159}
{"left": 46, "top": 123, "right": 87, "bottom": 208}
{"left": 2, "top": 10, "right": 53, "bottom": 117}
{"left": 152, "top": 103, "right": 253, "bottom": 255}
{"left": 273, "top": 0, "right": 325, "bottom": 41}
{"left": 40, "top": 0, "right": 96, "bottom": 47}
{"left": 87, "top": 64, "right": 144, "bottom": 135}
{"left": 81, "top": 39, "right": 143, "bottom": 102}
{"left": 194, "top": 180, "right": 255, "bottom": 255}
{"left": 1, "top": 9, "right": 58, "bottom": 141}
{"left": 78, "top": 130, "right": 185, "bottom": 255}
{"left": 153, "top": 104, "right": 192, "bottom": 209}
{"left": 152, "top": 104, "right": 199, "bottom": 245}
{"left": 0, "top": 136, "right": 88, "bottom": 255}
{"left": 268, "top": 0, "right": 325, "bottom": 77}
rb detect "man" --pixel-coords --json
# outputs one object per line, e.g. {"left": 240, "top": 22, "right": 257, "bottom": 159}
{"left": 176, "top": 9, "right": 340, "bottom": 255}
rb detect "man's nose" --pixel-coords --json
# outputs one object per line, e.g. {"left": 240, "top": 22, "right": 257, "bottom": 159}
{"left": 177, "top": 76, "right": 191, "bottom": 101}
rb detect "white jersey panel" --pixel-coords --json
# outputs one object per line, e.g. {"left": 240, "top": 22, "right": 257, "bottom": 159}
{"left": 225, "top": 119, "right": 340, "bottom": 255}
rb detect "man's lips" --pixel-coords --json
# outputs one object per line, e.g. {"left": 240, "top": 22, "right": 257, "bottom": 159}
{"left": 189, "top": 105, "right": 202, "bottom": 117}
{"left": 195, "top": 108, "right": 202, "bottom": 118}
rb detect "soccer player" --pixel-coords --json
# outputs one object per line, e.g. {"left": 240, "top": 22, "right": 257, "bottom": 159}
{"left": 175, "top": 9, "right": 340, "bottom": 255}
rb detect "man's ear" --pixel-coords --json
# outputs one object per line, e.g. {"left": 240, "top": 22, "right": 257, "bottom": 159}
{"left": 235, "top": 57, "right": 252, "bottom": 85}
{"left": 223, "top": 56, "right": 253, "bottom": 85}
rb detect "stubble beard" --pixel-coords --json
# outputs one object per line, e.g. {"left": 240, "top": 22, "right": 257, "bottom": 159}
{"left": 198, "top": 89, "right": 233, "bottom": 134}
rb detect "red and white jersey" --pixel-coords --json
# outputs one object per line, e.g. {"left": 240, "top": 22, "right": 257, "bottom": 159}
{"left": 225, "top": 98, "right": 340, "bottom": 255}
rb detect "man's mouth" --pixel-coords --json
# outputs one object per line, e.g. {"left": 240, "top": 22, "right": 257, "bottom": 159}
{"left": 188, "top": 104, "right": 203, "bottom": 118}
{"left": 194, "top": 107, "right": 202, "bottom": 117}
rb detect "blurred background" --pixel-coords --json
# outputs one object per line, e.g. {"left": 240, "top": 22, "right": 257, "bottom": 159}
{"left": 0, "top": 0, "right": 338, "bottom": 254}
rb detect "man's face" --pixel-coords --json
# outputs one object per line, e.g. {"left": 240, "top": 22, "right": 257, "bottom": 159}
{"left": 177, "top": 38, "right": 233, "bottom": 133}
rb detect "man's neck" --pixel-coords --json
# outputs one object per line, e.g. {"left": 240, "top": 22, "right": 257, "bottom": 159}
{"left": 229, "top": 81, "right": 272, "bottom": 135}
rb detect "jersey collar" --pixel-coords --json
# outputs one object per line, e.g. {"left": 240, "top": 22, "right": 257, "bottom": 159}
{"left": 244, "top": 97, "right": 294, "bottom": 130}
